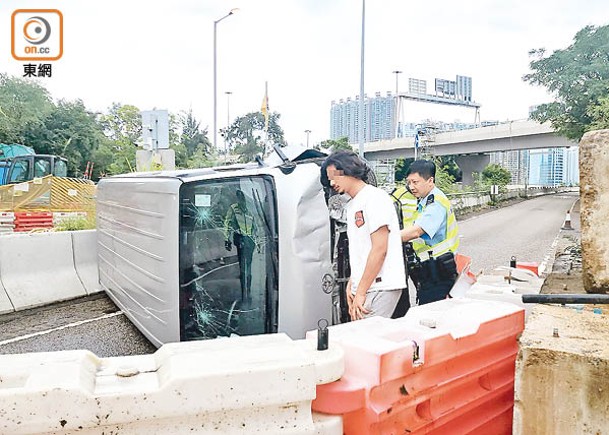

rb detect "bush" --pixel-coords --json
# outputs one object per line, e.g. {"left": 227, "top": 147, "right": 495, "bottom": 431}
{"left": 54, "top": 215, "right": 96, "bottom": 231}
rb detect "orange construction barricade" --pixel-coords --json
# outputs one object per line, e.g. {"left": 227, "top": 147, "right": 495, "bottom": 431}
{"left": 309, "top": 298, "right": 525, "bottom": 434}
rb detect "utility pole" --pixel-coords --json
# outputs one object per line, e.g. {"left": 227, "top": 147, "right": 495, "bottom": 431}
{"left": 224, "top": 91, "right": 232, "bottom": 159}
{"left": 213, "top": 8, "right": 238, "bottom": 152}
{"left": 392, "top": 70, "right": 402, "bottom": 138}
{"left": 358, "top": 0, "right": 365, "bottom": 158}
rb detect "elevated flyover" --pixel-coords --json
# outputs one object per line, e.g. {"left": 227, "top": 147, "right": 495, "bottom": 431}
{"left": 364, "top": 120, "right": 577, "bottom": 160}
{"left": 364, "top": 120, "right": 578, "bottom": 183}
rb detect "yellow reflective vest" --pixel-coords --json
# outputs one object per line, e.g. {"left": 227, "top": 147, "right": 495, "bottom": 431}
{"left": 411, "top": 189, "right": 459, "bottom": 260}
{"left": 392, "top": 186, "right": 418, "bottom": 228}
{"left": 224, "top": 203, "right": 255, "bottom": 239}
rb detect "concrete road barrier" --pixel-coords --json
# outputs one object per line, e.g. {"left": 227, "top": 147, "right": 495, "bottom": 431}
{"left": 0, "top": 278, "right": 13, "bottom": 314}
{"left": 72, "top": 229, "right": 101, "bottom": 295}
{"left": 0, "top": 232, "right": 87, "bottom": 310}
{"left": 514, "top": 304, "right": 609, "bottom": 433}
{"left": 0, "top": 333, "right": 344, "bottom": 434}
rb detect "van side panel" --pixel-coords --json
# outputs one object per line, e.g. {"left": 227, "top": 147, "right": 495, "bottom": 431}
{"left": 96, "top": 177, "right": 181, "bottom": 346}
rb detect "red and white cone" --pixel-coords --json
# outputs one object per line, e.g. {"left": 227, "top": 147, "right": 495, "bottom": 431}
{"left": 561, "top": 210, "right": 573, "bottom": 230}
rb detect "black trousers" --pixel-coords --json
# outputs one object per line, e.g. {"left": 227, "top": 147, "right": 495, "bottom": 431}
{"left": 418, "top": 278, "right": 455, "bottom": 305}
{"left": 417, "top": 253, "right": 458, "bottom": 305}
{"left": 235, "top": 235, "right": 255, "bottom": 300}
{"left": 391, "top": 286, "right": 410, "bottom": 318}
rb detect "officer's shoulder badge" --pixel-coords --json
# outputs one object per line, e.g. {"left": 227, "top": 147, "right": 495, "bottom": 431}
{"left": 426, "top": 194, "right": 435, "bottom": 206}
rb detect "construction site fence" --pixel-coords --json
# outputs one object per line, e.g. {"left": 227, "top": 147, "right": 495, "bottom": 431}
{"left": 0, "top": 175, "right": 96, "bottom": 215}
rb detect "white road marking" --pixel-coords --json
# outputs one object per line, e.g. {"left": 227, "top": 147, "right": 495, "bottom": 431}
{"left": 0, "top": 311, "right": 123, "bottom": 346}
{"left": 538, "top": 235, "right": 561, "bottom": 277}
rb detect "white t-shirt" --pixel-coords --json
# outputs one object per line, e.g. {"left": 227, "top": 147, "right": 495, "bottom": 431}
{"left": 346, "top": 184, "right": 406, "bottom": 294}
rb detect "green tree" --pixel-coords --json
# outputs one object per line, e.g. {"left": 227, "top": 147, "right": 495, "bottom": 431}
{"left": 524, "top": 24, "right": 609, "bottom": 140}
{"left": 434, "top": 160, "right": 456, "bottom": 193}
{"left": 170, "top": 110, "right": 214, "bottom": 169}
{"left": 587, "top": 95, "right": 609, "bottom": 131}
{"left": 224, "top": 112, "right": 286, "bottom": 163}
{"left": 394, "top": 158, "right": 412, "bottom": 182}
{"left": 0, "top": 74, "right": 54, "bottom": 144}
{"left": 395, "top": 157, "right": 457, "bottom": 192}
{"left": 25, "top": 100, "right": 104, "bottom": 177}
{"left": 317, "top": 137, "right": 353, "bottom": 152}
{"left": 93, "top": 103, "right": 141, "bottom": 177}
{"left": 181, "top": 109, "right": 211, "bottom": 157}
{"left": 100, "top": 103, "right": 142, "bottom": 145}
{"left": 437, "top": 156, "right": 462, "bottom": 182}
{"left": 481, "top": 164, "right": 511, "bottom": 187}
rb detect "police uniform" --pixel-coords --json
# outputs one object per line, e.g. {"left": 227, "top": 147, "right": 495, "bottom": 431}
{"left": 224, "top": 203, "right": 256, "bottom": 300}
{"left": 391, "top": 186, "right": 418, "bottom": 317}
{"left": 411, "top": 187, "right": 459, "bottom": 305}
{"left": 392, "top": 186, "right": 418, "bottom": 228}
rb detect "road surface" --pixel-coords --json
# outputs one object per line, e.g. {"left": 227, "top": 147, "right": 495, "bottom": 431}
{"left": 458, "top": 192, "right": 578, "bottom": 275}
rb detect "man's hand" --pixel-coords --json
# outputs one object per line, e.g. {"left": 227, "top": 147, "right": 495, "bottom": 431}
{"left": 345, "top": 279, "right": 354, "bottom": 313}
{"left": 225, "top": 240, "right": 232, "bottom": 251}
{"left": 350, "top": 292, "right": 369, "bottom": 320}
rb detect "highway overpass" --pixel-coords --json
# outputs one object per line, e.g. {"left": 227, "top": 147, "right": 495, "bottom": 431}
{"left": 364, "top": 120, "right": 578, "bottom": 183}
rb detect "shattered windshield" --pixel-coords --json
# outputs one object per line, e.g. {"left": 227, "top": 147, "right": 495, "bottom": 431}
{"left": 179, "top": 175, "right": 278, "bottom": 341}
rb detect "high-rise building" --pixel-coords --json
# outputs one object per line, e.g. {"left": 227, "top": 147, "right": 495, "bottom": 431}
{"left": 456, "top": 75, "right": 472, "bottom": 102}
{"left": 527, "top": 147, "right": 578, "bottom": 186}
{"left": 408, "top": 78, "right": 427, "bottom": 95}
{"left": 330, "top": 92, "right": 395, "bottom": 143}
{"left": 540, "top": 148, "right": 564, "bottom": 186}
{"left": 490, "top": 150, "right": 530, "bottom": 185}
{"left": 330, "top": 75, "right": 476, "bottom": 143}
{"left": 564, "top": 147, "right": 579, "bottom": 185}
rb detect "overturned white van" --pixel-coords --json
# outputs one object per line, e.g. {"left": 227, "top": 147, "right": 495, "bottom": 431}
{"left": 96, "top": 147, "right": 334, "bottom": 347}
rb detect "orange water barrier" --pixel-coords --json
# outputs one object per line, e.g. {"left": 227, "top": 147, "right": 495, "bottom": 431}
{"left": 516, "top": 261, "right": 539, "bottom": 276}
{"left": 309, "top": 299, "right": 525, "bottom": 434}
{"left": 14, "top": 211, "right": 53, "bottom": 232}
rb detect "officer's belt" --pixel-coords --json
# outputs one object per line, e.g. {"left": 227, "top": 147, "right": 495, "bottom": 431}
{"left": 417, "top": 250, "right": 434, "bottom": 262}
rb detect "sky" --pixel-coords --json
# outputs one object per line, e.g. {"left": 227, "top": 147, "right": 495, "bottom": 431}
{"left": 2, "top": 0, "right": 609, "bottom": 149}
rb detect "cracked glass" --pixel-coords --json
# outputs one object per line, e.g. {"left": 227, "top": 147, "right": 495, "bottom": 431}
{"left": 179, "top": 176, "right": 278, "bottom": 340}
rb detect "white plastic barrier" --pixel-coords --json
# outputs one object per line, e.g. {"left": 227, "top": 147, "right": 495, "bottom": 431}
{"left": 72, "top": 229, "right": 101, "bottom": 295}
{"left": 479, "top": 266, "right": 544, "bottom": 293}
{"left": 0, "top": 232, "right": 87, "bottom": 310}
{"left": 0, "top": 333, "right": 344, "bottom": 434}
{"left": 465, "top": 283, "right": 531, "bottom": 317}
{"left": 0, "top": 211, "right": 14, "bottom": 233}
{"left": 463, "top": 268, "right": 543, "bottom": 319}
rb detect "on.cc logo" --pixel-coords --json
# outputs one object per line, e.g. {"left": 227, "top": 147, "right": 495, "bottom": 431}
{"left": 23, "top": 16, "right": 52, "bottom": 45}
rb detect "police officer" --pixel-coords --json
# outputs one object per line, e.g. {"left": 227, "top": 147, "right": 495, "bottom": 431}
{"left": 224, "top": 189, "right": 256, "bottom": 301}
{"left": 390, "top": 185, "right": 418, "bottom": 317}
{"left": 400, "top": 160, "right": 459, "bottom": 305}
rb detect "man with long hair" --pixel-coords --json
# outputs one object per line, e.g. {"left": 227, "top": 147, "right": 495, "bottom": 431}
{"left": 321, "top": 151, "right": 406, "bottom": 320}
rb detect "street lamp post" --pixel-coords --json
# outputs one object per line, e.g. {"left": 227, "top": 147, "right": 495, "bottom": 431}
{"left": 224, "top": 91, "right": 232, "bottom": 158}
{"left": 213, "top": 8, "right": 239, "bottom": 153}
{"left": 392, "top": 70, "right": 402, "bottom": 138}
{"left": 358, "top": 0, "right": 365, "bottom": 158}
{"left": 304, "top": 129, "right": 311, "bottom": 148}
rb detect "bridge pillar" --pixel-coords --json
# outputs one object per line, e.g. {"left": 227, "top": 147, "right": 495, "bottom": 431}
{"left": 454, "top": 154, "right": 490, "bottom": 185}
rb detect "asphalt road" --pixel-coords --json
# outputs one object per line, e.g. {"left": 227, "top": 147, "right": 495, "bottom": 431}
{"left": 0, "top": 192, "right": 580, "bottom": 358}
{"left": 458, "top": 191, "right": 579, "bottom": 275}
